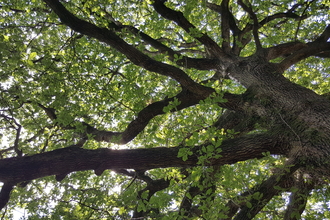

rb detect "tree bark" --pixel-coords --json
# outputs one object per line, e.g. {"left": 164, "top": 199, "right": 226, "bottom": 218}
{"left": 0, "top": 133, "right": 286, "bottom": 184}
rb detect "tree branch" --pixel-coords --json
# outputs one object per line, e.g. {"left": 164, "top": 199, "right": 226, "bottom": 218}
{"left": 178, "top": 166, "right": 219, "bottom": 218}
{"left": 34, "top": 90, "right": 242, "bottom": 145}
{"left": 206, "top": 2, "right": 240, "bottom": 36}
{"left": 283, "top": 173, "right": 314, "bottom": 220}
{"left": 234, "top": 160, "right": 300, "bottom": 220}
{"left": 178, "top": 185, "right": 201, "bottom": 218}
{"left": 279, "top": 42, "right": 330, "bottom": 71}
{"left": 0, "top": 133, "right": 288, "bottom": 184}
{"left": 222, "top": 190, "right": 252, "bottom": 220}
{"left": 87, "top": 91, "right": 242, "bottom": 144}
{"left": 259, "top": 12, "right": 308, "bottom": 27}
{"left": 264, "top": 42, "right": 307, "bottom": 61}
{"left": 42, "top": 0, "right": 212, "bottom": 95}
{"left": 218, "top": 0, "right": 232, "bottom": 53}
{"left": 86, "top": 89, "right": 215, "bottom": 144}
{"left": 133, "top": 177, "right": 170, "bottom": 218}
{"left": 0, "top": 113, "right": 23, "bottom": 157}
{"left": 117, "top": 25, "right": 218, "bottom": 70}
{"left": 100, "top": 9, "right": 218, "bottom": 70}
{"left": 206, "top": 1, "right": 254, "bottom": 56}
{"left": 222, "top": 171, "right": 298, "bottom": 219}
{"left": 279, "top": 25, "right": 330, "bottom": 71}
{"left": 315, "top": 24, "right": 330, "bottom": 42}
{"left": 231, "top": 4, "right": 309, "bottom": 55}
{"left": 0, "top": 183, "right": 14, "bottom": 210}
{"left": 152, "top": 0, "right": 229, "bottom": 60}
{"left": 237, "top": 0, "right": 262, "bottom": 50}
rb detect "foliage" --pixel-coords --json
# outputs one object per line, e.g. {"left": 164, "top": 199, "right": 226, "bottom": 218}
{"left": 0, "top": 0, "right": 330, "bottom": 219}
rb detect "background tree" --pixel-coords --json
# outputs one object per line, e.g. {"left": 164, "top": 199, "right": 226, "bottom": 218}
{"left": 0, "top": 0, "right": 330, "bottom": 219}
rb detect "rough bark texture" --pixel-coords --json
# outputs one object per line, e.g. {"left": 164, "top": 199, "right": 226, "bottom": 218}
{"left": 0, "top": 133, "right": 286, "bottom": 184}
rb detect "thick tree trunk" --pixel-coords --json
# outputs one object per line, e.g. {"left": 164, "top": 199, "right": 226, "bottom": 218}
{"left": 224, "top": 55, "right": 330, "bottom": 173}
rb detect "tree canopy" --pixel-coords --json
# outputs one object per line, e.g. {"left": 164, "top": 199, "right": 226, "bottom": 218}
{"left": 0, "top": 0, "right": 330, "bottom": 219}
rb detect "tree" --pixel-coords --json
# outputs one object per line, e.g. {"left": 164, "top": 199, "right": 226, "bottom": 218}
{"left": 0, "top": 0, "right": 329, "bottom": 219}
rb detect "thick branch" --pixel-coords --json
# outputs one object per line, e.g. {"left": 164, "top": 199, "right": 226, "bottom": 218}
{"left": 316, "top": 24, "right": 330, "bottom": 42}
{"left": 279, "top": 42, "right": 330, "bottom": 71}
{"left": 133, "top": 177, "right": 170, "bottom": 218}
{"left": 0, "top": 183, "right": 14, "bottom": 210}
{"left": 88, "top": 90, "right": 215, "bottom": 144}
{"left": 223, "top": 171, "right": 297, "bottom": 219}
{"left": 234, "top": 161, "right": 300, "bottom": 220}
{"left": 85, "top": 91, "right": 240, "bottom": 144}
{"left": 0, "top": 133, "right": 288, "bottom": 184}
{"left": 178, "top": 166, "right": 219, "bottom": 218}
{"left": 36, "top": 91, "right": 241, "bottom": 145}
{"left": 265, "top": 42, "right": 307, "bottom": 61}
{"left": 283, "top": 174, "right": 314, "bottom": 220}
{"left": 219, "top": 0, "right": 232, "bottom": 53}
{"left": 206, "top": 2, "right": 240, "bottom": 36}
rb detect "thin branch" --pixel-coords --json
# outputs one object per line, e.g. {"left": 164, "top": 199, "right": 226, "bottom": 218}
{"left": 222, "top": 172, "right": 298, "bottom": 219}
{"left": 259, "top": 12, "right": 308, "bottom": 27}
{"left": 13, "top": 125, "right": 22, "bottom": 157}
{"left": 87, "top": 89, "right": 210, "bottom": 144}
{"left": 179, "top": 185, "right": 202, "bottom": 218}
{"left": 99, "top": 8, "right": 217, "bottom": 70}
{"left": 237, "top": 0, "right": 262, "bottom": 50}
{"left": 0, "top": 6, "right": 51, "bottom": 13}
{"left": 232, "top": 4, "right": 309, "bottom": 55}
{"left": 118, "top": 25, "right": 217, "bottom": 70}
{"left": 0, "top": 113, "right": 23, "bottom": 156}
{"left": 222, "top": 190, "right": 252, "bottom": 219}
{"left": 152, "top": 0, "right": 229, "bottom": 60}
{"left": 294, "top": 1, "right": 314, "bottom": 41}
{"left": 0, "top": 148, "right": 14, "bottom": 158}
{"left": 37, "top": 103, "right": 57, "bottom": 120}
{"left": 30, "top": 91, "right": 240, "bottom": 146}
